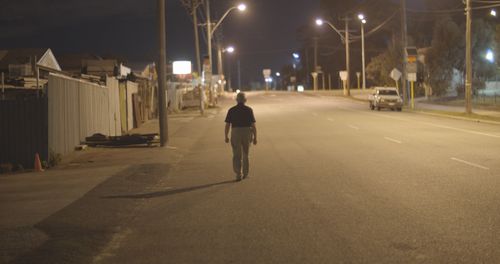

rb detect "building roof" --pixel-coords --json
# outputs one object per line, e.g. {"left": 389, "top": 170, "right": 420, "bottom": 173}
{"left": 57, "top": 53, "right": 102, "bottom": 73}
{"left": 0, "top": 48, "right": 61, "bottom": 72}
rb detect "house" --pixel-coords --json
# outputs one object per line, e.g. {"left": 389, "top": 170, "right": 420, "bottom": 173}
{"left": 0, "top": 48, "right": 61, "bottom": 88}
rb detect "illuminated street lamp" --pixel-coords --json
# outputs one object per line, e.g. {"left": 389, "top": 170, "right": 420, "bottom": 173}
{"left": 207, "top": 1, "right": 246, "bottom": 94}
{"left": 491, "top": 9, "right": 497, "bottom": 17}
{"left": 223, "top": 46, "right": 236, "bottom": 92}
{"left": 358, "top": 14, "right": 367, "bottom": 90}
{"left": 316, "top": 17, "right": 350, "bottom": 95}
{"left": 486, "top": 49, "right": 495, "bottom": 63}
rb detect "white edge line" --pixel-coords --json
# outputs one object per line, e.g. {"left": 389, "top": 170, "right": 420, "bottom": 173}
{"left": 384, "top": 137, "right": 402, "bottom": 144}
{"left": 451, "top": 157, "right": 490, "bottom": 170}
{"left": 327, "top": 118, "right": 335, "bottom": 122}
{"left": 349, "top": 125, "right": 360, "bottom": 130}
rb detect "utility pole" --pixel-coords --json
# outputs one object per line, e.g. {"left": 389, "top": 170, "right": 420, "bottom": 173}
{"left": 206, "top": 0, "right": 213, "bottom": 104}
{"left": 314, "top": 37, "right": 318, "bottom": 71}
{"left": 344, "top": 16, "right": 351, "bottom": 96}
{"left": 217, "top": 44, "right": 223, "bottom": 79}
{"left": 1, "top": 72, "right": 5, "bottom": 100}
{"left": 401, "top": 0, "right": 408, "bottom": 105}
{"left": 465, "top": 0, "right": 473, "bottom": 114}
{"left": 361, "top": 21, "right": 366, "bottom": 90}
{"left": 158, "top": 0, "right": 168, "bottom": 146}
{"left": 192, "top": 0, "right": 202, "bottom": 74}
{"left": 237, "top": 59, "right": 241, "bottom": 90}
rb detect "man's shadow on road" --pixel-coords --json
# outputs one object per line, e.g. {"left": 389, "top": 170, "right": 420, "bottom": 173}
{"left": 102, "top": 180, "right": 236, "bottom": 199}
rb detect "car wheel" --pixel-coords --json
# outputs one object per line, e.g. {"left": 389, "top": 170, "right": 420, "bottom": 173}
{"left": 397, "top": 108, "right": 402, "bottom": 112}
{"left": 377, "top": 106, "right": 381, "bottom": 111}
{"left": 370, "top": 103, "right": 374, "bottom": 110}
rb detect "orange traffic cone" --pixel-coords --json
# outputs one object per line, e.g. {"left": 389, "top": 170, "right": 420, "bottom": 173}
{"left": 34, "top": 153, "right": 44, "bottom": 172}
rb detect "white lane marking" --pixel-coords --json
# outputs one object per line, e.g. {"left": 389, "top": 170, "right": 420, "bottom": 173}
{"left": 422, "top": 122, "right": 500, "bottom": 139}
{"left": 450, "top": 157, "right": 490, "bottom": 170}
{"left": 341, "top": 107, "right": 500, "bottom": 139}
{"left": 349, "top": 125, "right": 360, "bottom": 130}
{"left": 167, "top": 146, "right": 179, "bottom": 150}
{"left": 312, "top": 112, "right": 319, "bottom": 117}
{"left": 384, "top": 137, "right": 403, "bottom": 144}
{"left": 327, "top": 118, "right": 335, "bottom": 122}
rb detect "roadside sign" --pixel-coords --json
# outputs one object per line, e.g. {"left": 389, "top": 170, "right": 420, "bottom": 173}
{"left": 339, "top": 71, "right": 348, "bottom": 81}
{"left": 390, "top": 68, "right": 402, "bottom": 81}
{"left": 263, "top": 69, "right": 271, "bottom": 78}
{"left": 290, "top": 76, "right": 297, "bottom": 83}
{"left": 407, "top": 73, "right": 417, "bottom": 82}
{"left": 407, "top": 63, "right": 417, "bottom": 74}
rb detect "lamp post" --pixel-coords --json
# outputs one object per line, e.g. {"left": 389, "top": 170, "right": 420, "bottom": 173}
{"left": 358, "top": 14, "right": 367, "bottom": 90}
{"left": 221, "top": 46, "right": 235, "bottom": 92}
{"left": 316, "top": 18, "right": 350, "bottom": 95}
{"left": 209, "top": 3, "right": 246, "bottom": 76}
{"left": 205, "top": 2, "right": 245, "bottom": 101}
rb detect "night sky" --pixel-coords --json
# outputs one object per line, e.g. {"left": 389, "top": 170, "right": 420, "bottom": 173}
{"left": 0, "top": 0, "right": 320, "bottom": 85}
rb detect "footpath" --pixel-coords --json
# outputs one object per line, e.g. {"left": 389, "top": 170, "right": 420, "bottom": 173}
{"left": 0, "top": 105, "right": 220, "bottom": 264}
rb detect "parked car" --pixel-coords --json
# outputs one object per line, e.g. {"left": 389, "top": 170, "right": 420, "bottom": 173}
{"left": 368, "top": 87, "right": 403, "bottom": 111}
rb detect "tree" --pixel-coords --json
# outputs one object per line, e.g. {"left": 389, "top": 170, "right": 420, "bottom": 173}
{"left": 425, "top": 16, "right": 462, "bottom": 96}
{"left": 366, "top": 44, "right": 401, "bottom": 86}
{"left": 470, "top": 19, "right": 496, "bottom": 90}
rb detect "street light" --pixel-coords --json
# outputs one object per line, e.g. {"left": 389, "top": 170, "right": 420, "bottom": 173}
{"left": 207, "top": 2, "right": 246, "bottom": 97}
{"left": 223, "top": 46, "right": 236, "bottom": 92}
{"left": 491, "top": 9, "right": 497, "bottom": 17}
{"left": 315, "top": 17, "right": 350, "bottom": 95}
{"left": 238, "top": 3, "right": 247, "bottom": 11}
{"left": 358, "top": 14, "right": 367, "bottom": 90}
{"left": 486, "top": 49, "right": 495, "bottom": 63}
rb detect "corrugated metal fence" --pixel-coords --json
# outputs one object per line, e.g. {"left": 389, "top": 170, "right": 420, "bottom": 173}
{"left": 48, "top": 74, "right": 121, "bottom": 156}
{"left": 0, "top": 98, "right": 48, "bottom": 169}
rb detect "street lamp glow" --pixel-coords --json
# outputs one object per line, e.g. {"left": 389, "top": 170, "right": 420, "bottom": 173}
{"left": 362, "top": 19, "right": 367, "bottom": 24}
{"left": 276, "top": 72, "right": 281, "bottom": 77}
{"left": 486, "top": 49, "right": 494, "bottom": 63}
{"left": 293, "top": 53, "right": 300, "bottom": 59}
{"left": 358, "top": 14, "right": 365, "bottom": 20}
{"left": 226, "top": 46, "right": 235, "bottom": 53}
{"left": 237, "top": 3, "right": 247, "bottom": 12}
{"left": 315, "top": 18, "right": 324, "bottom": 26}
{"left": 491, "top": 9, "right": 497, "bottom": 17}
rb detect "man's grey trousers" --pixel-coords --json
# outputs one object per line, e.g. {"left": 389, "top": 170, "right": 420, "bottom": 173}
{"left": 231, "top": 127, "right": 252, "bottom": 176}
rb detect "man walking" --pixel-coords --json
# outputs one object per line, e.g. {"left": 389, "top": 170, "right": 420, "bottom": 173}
{"left": 225, "top": 92, "right": 257, "bottom": 181}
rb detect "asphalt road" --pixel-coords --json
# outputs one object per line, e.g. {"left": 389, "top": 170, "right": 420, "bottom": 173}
{"left": 11, "top": 92, "right": 500, "bottom": 263}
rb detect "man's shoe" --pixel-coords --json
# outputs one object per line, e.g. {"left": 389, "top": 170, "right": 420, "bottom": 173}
{"left": 242, "top": 174, "right": 249, "bottom": 179}
{"left": 236, "top": 175, "right": 242, "bottom": 181}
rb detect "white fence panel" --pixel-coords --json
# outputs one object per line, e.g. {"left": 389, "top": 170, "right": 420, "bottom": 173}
{"left": 48, "top": 74, "right": 120, "bottom": 155}
{"left": 107, "top": 77, "right": 121, "bottom": 136}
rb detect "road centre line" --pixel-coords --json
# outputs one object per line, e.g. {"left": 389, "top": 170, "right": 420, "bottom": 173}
{"left": 384, "top": 137, "right": 402, "bottom": 144}
{"left": 451, "top": 157, "right": 490, "bottom": 170}
{"left": 327, "top": 118, "right": 335, "bottom": 122}
{"left": 349, "top": 125, "right": 360, "bottom": 130}
{"left": 312, "top": 112, "right": 319, "bottom": 117}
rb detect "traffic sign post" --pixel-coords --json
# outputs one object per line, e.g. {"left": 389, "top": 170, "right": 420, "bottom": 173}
{"left": 263, "top": 69, "right": 271, "bottom": 92}
{"left": 390, "top": 68, "right": 402, "bottom": 89}
{"left": 311, "top": 72, "right": 318, "bottom": 91}
{"left": 339, "top": 71, "right": 348, "bottom": 95}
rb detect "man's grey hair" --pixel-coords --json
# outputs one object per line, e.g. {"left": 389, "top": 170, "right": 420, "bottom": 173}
{"left": 236, "top": 92, "right": 246, "bottom": 104}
